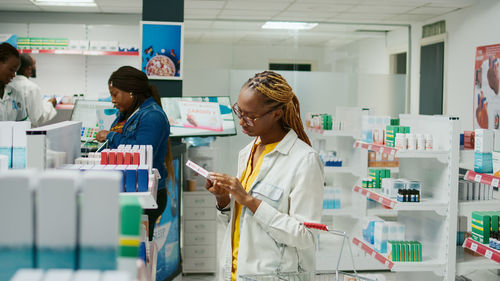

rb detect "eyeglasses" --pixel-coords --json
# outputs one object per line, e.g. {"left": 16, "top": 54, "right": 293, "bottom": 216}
{"left": 232, "top": 103, "right": 280, "bottom": 127}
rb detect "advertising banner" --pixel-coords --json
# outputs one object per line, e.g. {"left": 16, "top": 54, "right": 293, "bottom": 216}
{"left": 474, "top": 44, "right": 500, "bottom": 129}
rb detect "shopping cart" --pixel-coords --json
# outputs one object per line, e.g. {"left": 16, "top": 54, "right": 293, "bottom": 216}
{"left": 240, "top": 223, "right": 376, "bottom": 281}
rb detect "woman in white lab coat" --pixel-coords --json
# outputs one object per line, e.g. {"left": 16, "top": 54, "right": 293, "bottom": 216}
{"left": 206, "top": 71, "right": 324, "bottom": 280}
{"left": 0, "top": 42, "right": 21, "bottom": 121}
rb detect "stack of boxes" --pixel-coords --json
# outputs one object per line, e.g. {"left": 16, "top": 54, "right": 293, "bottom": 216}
{"left": 68, "top": 145, "right": 153, "bottom": 193}
{"left": 362, "top": 217, "right": 405, "bottom": 254}
{"left": 471, "top": 211, "right": 500, "bottom": 244}
{"left": 385, "top": 124, "right": 410, "bottom": 148}
{"left": 474, "top": 129, "right": 494, "bottom": 173}
{"left": 381, "top": 178, "right": 421, "bottom": 201}
{"left": 361, "top": 115, "right": 391, "bottom": 144}
{"left": 368, "top": 151, "right": 398, "bottom": 168}
{"left": 387, "top": 241, "right": 422, "bottom": 262}
{"left": 305, "top": 113, "right": 333, "bottom": 131}
{"left": 463, "top": 131, "right": 475, "bottom": 149}
{"left": 322, "top": 186, "right": 341, "bottom": 210}
{"left": 0, "top": 121, "right": 31, "bottom": 169}
{"left": 367, "top": 168, "right": 391, "bottom": 188}
{"left": 0, "top": 170, "right": 141, "bottom": 281}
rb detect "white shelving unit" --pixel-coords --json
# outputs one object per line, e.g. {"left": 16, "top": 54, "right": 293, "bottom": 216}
{"left": 352, "top": 114, "right": 460, "bottom": 281}
{"left": 457, "top": 151, "right": 500, "bottom": 274}
{"left": 307, "top": 116, "right": 387, "bottom": 271}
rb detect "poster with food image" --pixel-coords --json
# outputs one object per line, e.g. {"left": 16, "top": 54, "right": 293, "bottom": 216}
{"left": 141, "top": 21, "right": 183, "bottom": 80}
{"left": 474, "top": 44, "right": 500, "bottom": 129}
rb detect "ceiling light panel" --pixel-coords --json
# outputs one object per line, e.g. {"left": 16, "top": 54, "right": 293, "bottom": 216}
{"left": 262, "top": 21, "right": 318, "bottom": 30}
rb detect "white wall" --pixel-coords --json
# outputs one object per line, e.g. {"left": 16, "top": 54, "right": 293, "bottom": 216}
{"left": 408, "top": 0, "right": 500, "bottom": 131}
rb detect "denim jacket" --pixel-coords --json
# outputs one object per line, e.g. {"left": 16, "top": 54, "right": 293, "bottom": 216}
{"left": 106, "top": 97, "right": 170, "bottom": 189}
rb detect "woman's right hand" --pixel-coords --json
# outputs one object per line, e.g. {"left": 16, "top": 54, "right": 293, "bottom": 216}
{"left": 205, "top": 178, "right": 230, "bottom": 208}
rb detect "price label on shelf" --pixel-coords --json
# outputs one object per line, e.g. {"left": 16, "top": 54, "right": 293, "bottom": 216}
{"left": 378, "top": 197, "right": 384, "bottom": 203}
{"left": 471, "top": 243, "right": 478, "bottom": 252}
{"left": 367, "top": 145, "right": 372, "bottom": 150}
{"left": 475, "top": 174, "right": 482, "bottom": 182}
{"left": 379, "top": 147, "right": 384, "bottom": 153}
{"left": 371, "top": 251, "right": 377, "bottom": 257}
{"left": 485, "top": 250, "right": 493, "bottom": 259}
{"left": 492, "top": 178, "right": 499, "bottom": 187}
{"left": 390, "top": 149, "right": 396, "bottom": 156}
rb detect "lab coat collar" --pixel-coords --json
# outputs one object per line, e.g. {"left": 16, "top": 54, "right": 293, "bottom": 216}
{"left": 273, "top": 129, "right": 298, "bottom": 155}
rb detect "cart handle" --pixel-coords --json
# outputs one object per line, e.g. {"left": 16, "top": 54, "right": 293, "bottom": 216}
{"left": 303, "top": 222, "right": 329, "bottom": 231}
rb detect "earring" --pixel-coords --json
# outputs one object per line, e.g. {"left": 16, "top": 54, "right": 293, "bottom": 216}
{"left": 130, "top": 92, "right": 133, "bottom": 97}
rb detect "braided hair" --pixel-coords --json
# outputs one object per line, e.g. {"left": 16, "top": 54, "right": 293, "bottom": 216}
{"left": 108, "top": 66, "right": 174, "bottom": 185}
{"left": 243, "top": 70, "right": 311, "bottom": 146}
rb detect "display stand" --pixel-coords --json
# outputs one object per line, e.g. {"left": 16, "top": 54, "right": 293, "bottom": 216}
{"left": 307, "top": 116, "right": 387, "bottom": 271}
{"left": 353, "top": 114, "right": 460, "bottom": 281}
{"left": 120, "top": 170, "right": 159, "bottom": 209}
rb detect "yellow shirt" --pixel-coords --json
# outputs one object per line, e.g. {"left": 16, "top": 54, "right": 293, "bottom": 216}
{"left": 231, "top": 139, "right": 279, "bottom": 281}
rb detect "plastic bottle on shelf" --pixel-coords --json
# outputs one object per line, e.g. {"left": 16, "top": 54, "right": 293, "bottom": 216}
{"left": 407, "top": 133, "right": 416, "bottom": 150}
{"left": 416, "top": 134, "right": 425, "bottom": 150}
{"left": 425, "top": 134, "right": 433, "bottom": 150}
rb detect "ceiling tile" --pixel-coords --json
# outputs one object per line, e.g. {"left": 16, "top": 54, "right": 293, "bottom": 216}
{"left": 332, "top": 12, "right": 394, "bottom": 21}
{"left": 386, "top": 14, "right": 436, "bottom": 22}
{"left": 185, "top": 1, "right": 225, "bottom": 10}
{"left": 218, "top": 9, "right": 276, "bottom": 20}
{"left": 348, "top": 4, "right": 416, "bottom": 14}
{"left": 224, "top": 1, "right": 291, "bottom": 11}
{"left": 184, "top": 20, "right": 214, "bottom": 29}
{"left": 185, "top": 8, "right": 221, "bottom": 18}
{"left": 408, "top": 6, "right": 458, "bottom": 15}
{"left": 286, "top": 3, "right": 355, "bottom": 13}
{"left": 211, "top": 21, "right": 263, "bottom": 30}
{"left": 99, "top": 5, "right": 140, "bottom": 13}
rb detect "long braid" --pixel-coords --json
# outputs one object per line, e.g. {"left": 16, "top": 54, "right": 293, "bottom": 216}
{"left": 244, "top": 71, "right": 311, "bottom": 146}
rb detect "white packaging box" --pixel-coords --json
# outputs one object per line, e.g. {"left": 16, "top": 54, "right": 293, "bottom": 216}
{"left": 36, "top": 170, "right": 79, "bottom": 269}
{"left": 493, "top": 151, "right": 500, "bottom": 174}
{"left": 73, "top": 270, "right": 100, "bottom": 281}
{"left": 0, "top": 121, "right": 14, "bottom": 168}
{"left": 0, "top": 170, "right": 37, "bottom": 275}
{"left": 475, "top": 129, "right": 494, "bottom": 153}
{"left": 0, "top": 154, "right": 8, "bottom": 172}
{"left": 79, "top": 171, "right": 120, "bottom": 270}
{"left": 373, "top": 222, "right": 388, "bottom": 254}
{"left": 43, "top": 269, "right": 73, "bottom": 281}
{"left": 494, "top": 130, "right": 500, "bottom": 151}
{"left": 10, "top": 269, "right": 44, "bottom": 281}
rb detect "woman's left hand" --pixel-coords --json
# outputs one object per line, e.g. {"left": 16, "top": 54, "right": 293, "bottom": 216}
{"left": 209, "top": 172, "right": 261, "bottom": 213}
{"left": 95, "top": 130, "right": 109, "bottom": 142}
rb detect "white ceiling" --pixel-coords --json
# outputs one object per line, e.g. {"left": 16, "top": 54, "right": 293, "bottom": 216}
{"left": 0, "top": 0, "right": 479, "bottom": 47}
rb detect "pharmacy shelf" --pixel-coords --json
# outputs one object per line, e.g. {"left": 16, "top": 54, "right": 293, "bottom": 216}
{"left": 464, "top": 170, "right": 500, "bottom": 188}
{"left": 120, "top": 172, "right": 158, "bottom": 209}
{"left": 353, "top": 141, "right": 449, "bottom": 163}
{"left": 352, "top": 237, "right": 445, "bottom": 273}
{"left": 18, "top": 49, "right": 139, "bottom": 56}
{"left": 306, "top": 128, "right": 357, "bottom": 138}
{"left": 367, "top": 207, "right": 398, "bottom": 217}
{"left": 456, "top": 247, "right": 500, "bottom": 275}
{"left": 324, "top": 166, "right": 358, "bottom": 175}
{"left": 458, "top": 200, "right": 500, "bottom": 216}
{"left": 353, "top": 185, "right": 447, "bottom": 214}
{"left": 367, "top": 167, "right": 399, "bottom": 174}
{"left": 462, "top": 238, "right": 500, "bottom": 264}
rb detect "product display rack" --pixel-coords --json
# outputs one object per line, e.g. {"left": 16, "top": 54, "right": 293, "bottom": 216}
{"left": 18, "top": 49, "right": 139, "bottom": 56}
{"left": 119, "top": 171, "right": 159, "bottom": 209}
{"left": 307, "top": 125, "right": 388, "bottom": 271}
{"left": 353, "top": 115, "right": 460, "bottom": 281}
{"left": 462, "top": 238, "right": 500, "bottom": 263}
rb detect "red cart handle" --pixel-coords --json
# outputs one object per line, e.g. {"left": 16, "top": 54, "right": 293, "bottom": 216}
{"left": 303, "top": 222, "right": 329, "bottom": 231}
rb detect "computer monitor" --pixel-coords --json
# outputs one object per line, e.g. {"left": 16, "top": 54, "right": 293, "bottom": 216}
{"left": 70, "top": 100, "right": 117, "bottom": 141}
{"left": 160, "top": 96, "right": 237, "bottom": 138}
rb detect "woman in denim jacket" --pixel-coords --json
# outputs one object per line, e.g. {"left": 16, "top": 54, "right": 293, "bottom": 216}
{"left": 96, "top": 66, "right": 173, "bottom": 240}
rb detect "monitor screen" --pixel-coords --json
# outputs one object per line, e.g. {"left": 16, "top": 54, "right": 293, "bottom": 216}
{"left": 70, "top": 100, "right": 117, "bottom": 141}
{"left": 161, "top": 96, "right": 237, "bottom": 138}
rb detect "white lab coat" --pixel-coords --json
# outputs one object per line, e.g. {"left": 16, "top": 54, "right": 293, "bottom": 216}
{"left": 2, "top": 75, "right": 56, "bottom": 127}
{"left": 217, "top": 129, "right": 324, "bottom": 280}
